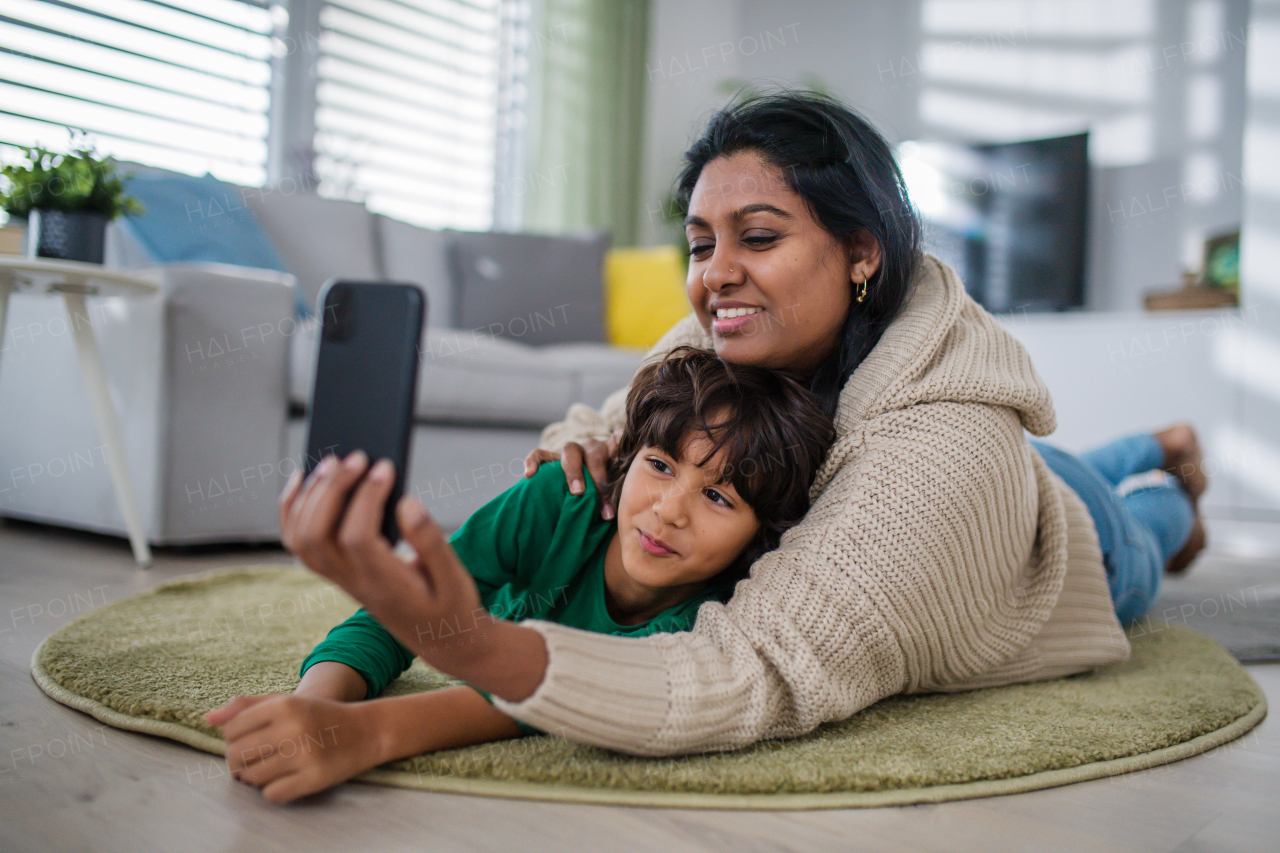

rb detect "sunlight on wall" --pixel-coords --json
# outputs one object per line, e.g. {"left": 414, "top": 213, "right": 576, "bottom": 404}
{"left": 1218, "top": 422, "right": 1280, "bottom": 506}
{"left": 1181, "top": 0, "right": 1233, "bottom": 268}
{"left": 1215, "top": 328, "right": 1280, "bottom": 402}
{"left": 1233, "top": 0, "right": 1280, "bottom": 519}
{"left": 911, "top": 0, "right": 1277, "bottom": 531}
{"left": 917, "top": 0, "right": 1157, "bottom": 166}
{"left": 1239, "top": 7, "right": 1280, "bottom": 301}
{"left": 1241, "top": 126, "right": 1280, "bottom": 218}
{"left": 1186, "top": 74, "right": 1222, "bottom": 141}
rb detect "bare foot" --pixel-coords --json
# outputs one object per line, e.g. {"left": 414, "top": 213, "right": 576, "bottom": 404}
{"left": 1166, "top": 514, "right": 1206, "bottom": 575}
{"left": 1154, "top": 423, "right": 1207, "bottom": 503}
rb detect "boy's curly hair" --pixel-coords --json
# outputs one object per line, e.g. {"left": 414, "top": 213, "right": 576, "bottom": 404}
{"left": 599, "top": 346, "right": 836, "bottom": 585}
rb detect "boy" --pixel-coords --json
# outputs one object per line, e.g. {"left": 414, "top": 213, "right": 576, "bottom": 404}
{"left": 206, "top": 346, "right": 834, "bottom": 803}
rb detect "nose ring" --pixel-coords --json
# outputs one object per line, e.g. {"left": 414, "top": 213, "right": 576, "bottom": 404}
{"left": 704, "top": 267, "right": 735, "bottom": 291}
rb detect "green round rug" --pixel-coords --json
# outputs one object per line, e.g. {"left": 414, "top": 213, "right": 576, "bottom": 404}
{"left": 30, "top": 565, "right": 1267, "bottom": 809}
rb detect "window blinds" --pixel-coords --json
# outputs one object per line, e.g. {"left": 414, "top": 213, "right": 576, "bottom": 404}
{"left": 0, "top": 0, "right": 275, "bottom": 187}
{"left": 0, "top": 0, "right": 523, "bottom": 229}
{"left": 313, "top": 0, "right": 513, "bottom": 230}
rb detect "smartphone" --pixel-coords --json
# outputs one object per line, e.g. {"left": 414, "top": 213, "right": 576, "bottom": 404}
{"left": 303, "top": 280, "right": 426, "bottom": 545}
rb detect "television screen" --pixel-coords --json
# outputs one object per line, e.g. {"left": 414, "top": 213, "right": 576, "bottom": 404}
{"left": 897, "top": 132, "right": 1089, "bottom": 314}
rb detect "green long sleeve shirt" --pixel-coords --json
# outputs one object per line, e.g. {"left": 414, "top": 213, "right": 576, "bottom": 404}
{"left": 298, "top": 461, "right": 733, "bottom": 734}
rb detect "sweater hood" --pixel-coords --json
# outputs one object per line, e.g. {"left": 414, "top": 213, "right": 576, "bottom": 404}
{"left": 835, "top": 254, "right": 1057, "bottom": 439}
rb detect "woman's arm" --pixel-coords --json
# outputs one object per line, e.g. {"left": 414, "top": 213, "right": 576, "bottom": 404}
{"left": 288, "top": 458, "right": 567, "bottom": 703}
{"left": 489, "top": 406, "right": 1095, "bottom": 756}
{"left": 280, "top": 454, "right": 552, "bottom": 702}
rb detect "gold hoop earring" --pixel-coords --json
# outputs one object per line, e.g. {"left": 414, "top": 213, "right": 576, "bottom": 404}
{"left": 856, "top": 277, "right": 867, "bottom": 303}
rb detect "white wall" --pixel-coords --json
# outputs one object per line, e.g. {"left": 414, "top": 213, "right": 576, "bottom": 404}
{"left": 1237, "top": 0, "right": 1280, "bottom": 522}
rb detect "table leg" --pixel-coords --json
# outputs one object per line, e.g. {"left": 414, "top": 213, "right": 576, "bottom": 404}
{"left": 62, "top": 291, "right": 152, "bottom": 566}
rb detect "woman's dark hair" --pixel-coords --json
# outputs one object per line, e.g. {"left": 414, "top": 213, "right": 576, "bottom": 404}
{"left": 674, "top": 88, "right": 923, "bottom": 417}
{"left": 600, "top": 345, "right": 836, "bottom": 586}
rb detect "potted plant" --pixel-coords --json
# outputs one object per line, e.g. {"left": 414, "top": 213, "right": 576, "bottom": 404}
{"left": 0, "top": 131, "right": 143, "bottom": 264}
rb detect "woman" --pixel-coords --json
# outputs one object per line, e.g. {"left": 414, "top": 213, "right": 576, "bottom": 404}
{"left": 267, "top": 91, "right": 1204, "bottom": 764}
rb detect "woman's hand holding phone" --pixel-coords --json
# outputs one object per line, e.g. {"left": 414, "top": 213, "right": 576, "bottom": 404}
{"left": 280, "top": 451, "right": 484, "bottom": 657}
{"left": 279, "top": 452, "right": 547, "bottom": 701}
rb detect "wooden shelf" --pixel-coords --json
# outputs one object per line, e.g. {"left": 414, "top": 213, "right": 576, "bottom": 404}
{"left": 1143, "top": 285, "right": 1239, "bottom": 311}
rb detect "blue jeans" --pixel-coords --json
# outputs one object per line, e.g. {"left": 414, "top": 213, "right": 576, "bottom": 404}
{"left": 1030, "top": 436, "right": 1195, "bottom": 626}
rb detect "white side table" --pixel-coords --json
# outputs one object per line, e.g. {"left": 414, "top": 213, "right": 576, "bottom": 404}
{"left": 0, "top": 256, "right": 160, "bottom": 565}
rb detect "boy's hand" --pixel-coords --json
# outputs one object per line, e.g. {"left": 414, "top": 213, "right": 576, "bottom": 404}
{"left": 203, "top": 694, "right": 386, "bottom": 804}
{"left": 279, "top": 452, "right": 492, "bottom": 673}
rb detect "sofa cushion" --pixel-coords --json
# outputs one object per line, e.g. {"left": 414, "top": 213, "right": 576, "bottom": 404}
{"left": 539, "top": 343, "right": 646, "bottom": 410}
{"left": 375, "top": 214, "right": 454, "bottom": 328}
{"left": 247, "top": 192, "right": 380, "bottom": 318}
{"left": 605, "top": 245, "right": 691, "bottom": 348}
{"left": 120, "top": 171, "right": 303, "bottom": 315}
{"left": 447, "top": 229, "right": 609, "bottom": 346}
{"left": 290, "top": 321, "right": 579, "bottom": 428}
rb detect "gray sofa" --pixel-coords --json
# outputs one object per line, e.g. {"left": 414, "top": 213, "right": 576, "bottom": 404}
{"left": 0, "top": 183, "right": 648, "bottom": 545}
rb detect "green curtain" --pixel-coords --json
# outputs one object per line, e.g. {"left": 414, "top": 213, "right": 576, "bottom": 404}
{"left": 520, "top": 0, "right": 649, "bottom": 246}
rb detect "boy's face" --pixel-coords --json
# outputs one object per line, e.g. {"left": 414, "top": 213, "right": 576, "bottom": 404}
{"left": 615, "top": 430, "right": 760, "bottom": 591}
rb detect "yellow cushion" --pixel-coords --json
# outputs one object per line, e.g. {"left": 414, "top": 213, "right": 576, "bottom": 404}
{"left": 604, "top": 245, "right": 692, "bottom": 348}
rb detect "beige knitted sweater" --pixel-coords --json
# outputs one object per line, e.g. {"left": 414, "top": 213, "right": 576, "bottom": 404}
{"left": 491, "top": 255, "right": 1129, "bottom": 756}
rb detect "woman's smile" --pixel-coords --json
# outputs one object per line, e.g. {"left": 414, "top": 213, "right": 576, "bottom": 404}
{"left": 710, "top": 299, "right": 767, "bottom": 334}
{"left": 711, "top": 309, "right": 764, "bottom": 335}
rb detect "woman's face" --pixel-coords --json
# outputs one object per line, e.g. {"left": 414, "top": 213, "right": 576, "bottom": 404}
{"left": 684, "top": 151, "right": 873, "bottom": 378}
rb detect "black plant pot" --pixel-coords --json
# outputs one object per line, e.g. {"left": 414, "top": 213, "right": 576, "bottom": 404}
{"left": 25, "top": 209, "right": 109, "bottom": 264}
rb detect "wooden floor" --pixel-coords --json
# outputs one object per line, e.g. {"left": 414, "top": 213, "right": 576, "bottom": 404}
{"left": 1, "top": 515, "right": 1276, "bottom": 853}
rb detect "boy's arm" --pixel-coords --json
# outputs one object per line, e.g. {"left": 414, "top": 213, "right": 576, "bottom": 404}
{"left": 367, "top": 685, "right": 525, "bottom": 764}
{"left": 298, "top": 607, "right": 416, "bottom": 699}
{"left": 208, "top": 684, "right": 526, "bottom": 804}
{"left": 294, "top": 660, "right": 368, "bottom": 702}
